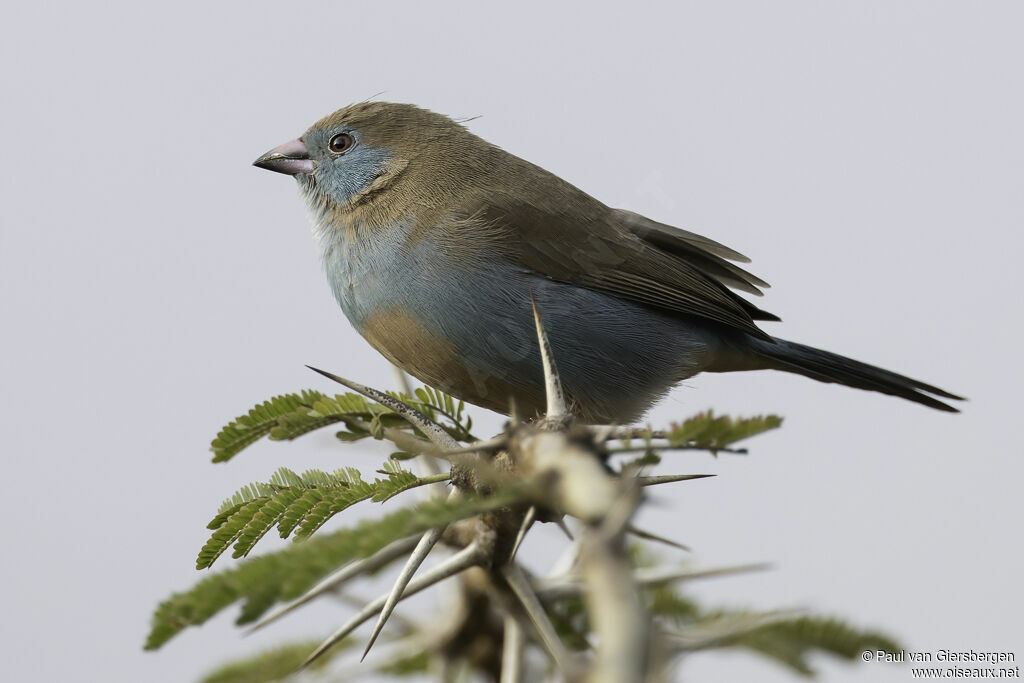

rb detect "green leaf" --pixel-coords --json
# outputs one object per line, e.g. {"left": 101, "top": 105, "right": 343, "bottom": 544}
{"left": 267, "top": 393, "right": 384, "bottom": 441}
{"left": 722, "top": 615, "right": 900, "bottom": 677}
{"left": 388, "top": 450, "right": 417, "bottom": 460}
{"left": 377, "top": 650, "right": 430, "bottom": 676}
{"left": 666, "top": 411, "right": 782, "bottom": 451}
{"left": 148, "top": 490, "right": 523, "bottom": 650}
{"left": 335, "top": 422, "right": 372, "bottom": 442}
{"left": 266, "top": 411, "right": 343, "bottom": 441}
{"left": 210, "top": 390, "right": 416, "bottom": 462}
{"left": 391, "top": 386, "right": 477, "bottom": 442}
{"left": 196, "top": 500, "right": 265, "bottom": 569}
{"left": 210, "top": 391, "right": 325, "bottom": 463}
{"left": 622, "top": 452, "right": 661, "bottom": 470}
{"left": 647, "top": 584, "right": 699, "bottom": 624}
{"left": 372, "top": 461, "right": 437, "bottom": 503}
{"left": 198, "top": 465, "right": 446, "bottom": 569}
{"left": 308, "top": 393, "right": 382, "bottom": 418}
{"left": 200, "top": 640, "right": 350, "bottom": 683}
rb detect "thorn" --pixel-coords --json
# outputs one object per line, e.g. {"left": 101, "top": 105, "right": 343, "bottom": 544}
{"left": 501, "top": 563, "right": 572, "bottom": 673}
{"left": 500, "top": 615, "right": 526, "bottom": 683}
{"left": 509, "top": 506, "right": 536, "bottom": 560}
{"left": 443, "top": 434, "right": 508, "bottom": 455}
{"left": 390, "top": 364, "right": 414, "bottom": 397}
{"left": 529, "top": 297, "right": 567, "bottom": 420}
{"left": 533, "top": 563, "right": 771, "bottom": 600}
{"left": 300, "top": 541, "right": 485, "bottom": 669}
{"left": 245, "top": 535, "right": 420, "bottom": 634}
{"left": 625, "top": 524, "right": 690, "bottom": 552}
{"left": 591, "top": 423, "right": 617, "bottom": 444}
{"left": 639, "top": 474, "right": 716, "bottom": 486}
{"left": 633, "top": 563, "right": 772, "bottom": 587}
{"left": 554, "top": 517, "right": 574, "bottom": 541}
{"left": 360, "top": 515, "right": 450, "bottom": 660}
{"left": 305, "top": 366, "right": 459, "bottom": 449}
{"left": 508, "top": 395, "right": 521, "bottom": 426}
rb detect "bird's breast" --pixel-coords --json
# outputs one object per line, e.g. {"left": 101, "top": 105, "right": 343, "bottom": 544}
{"left": 318, "top": 219, "right": 717, "bottom": 421}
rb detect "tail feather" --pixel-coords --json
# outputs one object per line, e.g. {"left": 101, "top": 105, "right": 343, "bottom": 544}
{"left": 751, "top": 337, "right": 964, "bottom": 412}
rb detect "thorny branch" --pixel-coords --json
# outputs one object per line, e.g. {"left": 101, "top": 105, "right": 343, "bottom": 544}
{"left": 259, "top": 304, "right": 765, "bottom": 681}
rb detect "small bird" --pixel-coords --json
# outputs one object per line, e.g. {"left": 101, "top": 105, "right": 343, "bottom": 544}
{"left": 254, "top": 102, "right": 962, "bottom": 422}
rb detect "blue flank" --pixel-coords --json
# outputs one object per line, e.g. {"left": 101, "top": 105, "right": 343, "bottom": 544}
{"left": 318, "top": 219, "right": 718, "bottom": 421}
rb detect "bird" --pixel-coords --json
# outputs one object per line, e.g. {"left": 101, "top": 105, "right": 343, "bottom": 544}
{"left": 253, "top": 101, "right": 962, "bottom": 423}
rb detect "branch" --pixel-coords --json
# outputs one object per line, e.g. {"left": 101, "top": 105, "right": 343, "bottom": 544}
{"left": 578, "top": 484, "right": 648, "bottom": 683}
{"left": 500, "top": 563, "right": 574, "bottom": 675}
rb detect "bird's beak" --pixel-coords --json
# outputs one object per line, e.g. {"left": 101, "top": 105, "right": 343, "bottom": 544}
{"left": 253, "top": 138, "right": 315, "bottom": 175}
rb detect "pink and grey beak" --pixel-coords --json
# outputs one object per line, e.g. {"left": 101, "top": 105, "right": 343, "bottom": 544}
{"left": 253, "top": 139, "right": 315, "bottom": 175}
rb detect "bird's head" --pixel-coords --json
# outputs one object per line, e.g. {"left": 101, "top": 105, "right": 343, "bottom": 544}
{"left": 254, "top": 101, "right": 489, "bottom": 223}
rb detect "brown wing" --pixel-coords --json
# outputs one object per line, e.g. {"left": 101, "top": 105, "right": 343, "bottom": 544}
{"left": 614, "top": 209, "right": 772, "bottom": 298}
{"left": 466, "top": 187, "right": 780, "bottom": 341}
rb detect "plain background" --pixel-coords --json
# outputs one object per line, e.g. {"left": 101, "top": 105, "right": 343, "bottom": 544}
{"left": 3, "top": 2, "right": 1021, "bottom": 681}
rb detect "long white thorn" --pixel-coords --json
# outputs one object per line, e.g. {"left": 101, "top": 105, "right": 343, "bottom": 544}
{"left": 306, "top": 366, "right": 459, "bottom": 449}
{"left": 501, "top": 562, "right": 572, "bottom": 674}
{"left": 245, "top": 535, "right": 420, "bottom": 634}
{"left": 361, "top": 502, "right": 454, "bottom": 660}
{"left": 301, "top": 541, "right": 485, "bottom": 669}
{"left": 633, "top": 563, "right": 772, "bottom": 586}
{"left": 530, "top": 297, "right": 567, "bottom": 420}
{"left": 500, "top": 614, "right": 526, "bottom": 683}
{"left": 509, "top": 506, "right": 537, "bottom": 561}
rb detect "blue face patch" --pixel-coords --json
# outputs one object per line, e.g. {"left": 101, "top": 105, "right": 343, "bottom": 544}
{"left": 301, "top": 127, "right": 392, "bottom": 207}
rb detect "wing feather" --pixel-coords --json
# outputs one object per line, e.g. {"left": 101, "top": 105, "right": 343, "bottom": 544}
{"left": 454, "top": 171, "right": 779, "bottom": 339}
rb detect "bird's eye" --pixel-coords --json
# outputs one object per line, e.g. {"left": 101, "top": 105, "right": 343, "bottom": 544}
{"left": 328, "top": 133, "right": 354, "bottom": 154}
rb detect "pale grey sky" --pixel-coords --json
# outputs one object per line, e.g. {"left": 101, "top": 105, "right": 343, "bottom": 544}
{"left": 2, "top": 2, "right": 1021, "bottom": 682}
